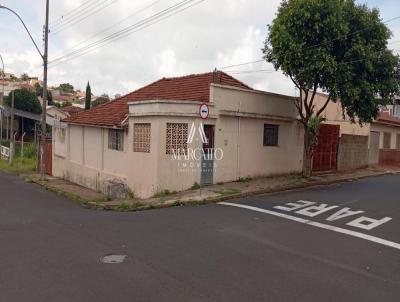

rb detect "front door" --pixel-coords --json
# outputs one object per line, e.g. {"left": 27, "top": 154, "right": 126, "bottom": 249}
{"left": 201, "top": 125, "right": 215, "bottom": 185}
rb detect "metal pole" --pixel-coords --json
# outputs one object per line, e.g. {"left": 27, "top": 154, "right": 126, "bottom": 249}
{"left": 9, "top": 90, "right": 14, "bottom": 164}
{"left": 21, "top": 132, "right": 26, "bottom": 160}
{"left": 40, "top": 0, "right": 49, "bottom": 179}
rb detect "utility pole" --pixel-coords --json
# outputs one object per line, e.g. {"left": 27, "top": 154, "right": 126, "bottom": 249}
{"left": 40, "top": 0, "right": 50, "bottom": 179}
{"left": 0, "top": 3, "right": 50, "bottom": 174}
{"left": 9, "top": 90, "right": 14, "bottom": 164}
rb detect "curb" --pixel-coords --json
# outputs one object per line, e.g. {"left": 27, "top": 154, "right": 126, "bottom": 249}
{"left": 88, "top": 170, "right": 395, "bottom": 212}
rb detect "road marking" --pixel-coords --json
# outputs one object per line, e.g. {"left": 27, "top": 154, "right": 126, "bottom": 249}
{"left": 218, "top": 202, "right": 400, "bottom": 251}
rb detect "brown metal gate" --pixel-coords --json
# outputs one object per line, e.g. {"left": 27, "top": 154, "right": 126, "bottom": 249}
{"left": 312, "top": 124, "right": 340, "bottom": 172}
{"left": 37, "top": 140, "right": 53, "bottom": 176}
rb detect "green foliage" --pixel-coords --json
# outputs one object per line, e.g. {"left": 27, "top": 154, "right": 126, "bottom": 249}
{"left": 85, "top": 82, "right": 91, "bottom": 110}
{"left": 58, "top": 83, "right": 74, "bottom": 93}
{"left": 61, "top": 101, "right": 72, "bottom": 108}
{"left": 0, "top": 142, "right": 37, "bottom": 175}
{"left": 153, "top": 189, "right": 177, "bottom": 198}
{"left": 35, "top": 84, "right": 54, "bottom": 106}
{"left": 92, "top": 97, "right": 109, "bottom": 108}
{"left": 191, "top": 182, "right": 201, "bottom": 190}
{"left": 0, "top": 139, "right": 10, "bottom": 147}
{"left": 4, "top": 89, "right": 42, "bottom": 114}
{"left": 238, "top": 177, "right": 253, "bottom": 183}
{"left": 307, "top": 116, "right": 325, "bottom": 150}
{"left": 263, "top": 0, "right": 400, "bottom": 123}
{"left": 20, "top": 73, "right": 29, "bottom": 81}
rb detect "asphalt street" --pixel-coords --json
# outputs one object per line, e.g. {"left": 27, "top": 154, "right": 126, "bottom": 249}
{"left": 0, "top": 170, "right": 399, "bottom": 302}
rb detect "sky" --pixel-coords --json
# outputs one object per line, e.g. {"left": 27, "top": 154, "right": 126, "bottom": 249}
{"left": 0, "top": 0, "right": 399, "bottom": 97}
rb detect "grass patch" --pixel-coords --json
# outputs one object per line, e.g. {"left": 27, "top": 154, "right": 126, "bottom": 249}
{"left": 237, "top": 177, "right": 253, "bottom": 183}
{"left": 191, "top": 182, "right": 201, "bottom": 190}
{"left": 0, "top": 142, "right": 37, "bottom": 176}
{"left": 0, "top": 157, "right": 36, "bottom": 175}
{"left": 153, "top": 189, "right": 178, "bottom": 198}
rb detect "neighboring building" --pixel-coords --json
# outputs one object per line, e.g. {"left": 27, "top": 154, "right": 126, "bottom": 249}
{"left": 54, "top": 71, "right": 304, "bottom": 198}
{"left": 369, "top": 113, "right": 400, "bottom": 165}
{"left": 60, "top": 105, "right": 84, "bottom": 116}
{"left": 47, "top": 106, "right": 70, "bottom": 121}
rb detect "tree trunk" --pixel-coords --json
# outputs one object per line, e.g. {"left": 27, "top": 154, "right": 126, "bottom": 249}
{"left": 302, "top": 129, "right": 313, "bottom": 178}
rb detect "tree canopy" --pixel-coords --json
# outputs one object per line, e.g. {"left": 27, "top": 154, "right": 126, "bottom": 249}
{"left": 263, "top": 0, "right": 400, "bottom": 124}
{"left": 35, "top": 83, "right": 54, "bottom": 106}
{"left": 85, "top": 82, "right": 91, "bottom": 110}
{"left": 58, "top": 83, "right": 74, "bottom": 93}
{"left": 92, "top": 97, "right": 109, "bottom": 108}
{"left": 263, "top": 0, "right": 400, "bottom": 176}
{"left": 5, "top": 88, "right": 42, "bottom": 114}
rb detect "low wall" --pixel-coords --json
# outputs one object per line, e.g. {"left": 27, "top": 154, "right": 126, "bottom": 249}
{"left": 337, "top": 134, "right": 369, "bottom": 171}
{"left": 379, "top": 149, "right": 400, "bottom": 164}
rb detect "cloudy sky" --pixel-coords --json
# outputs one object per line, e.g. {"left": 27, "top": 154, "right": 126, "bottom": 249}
{"left": 0, "top": 0, "right": 399, "bottom": 97}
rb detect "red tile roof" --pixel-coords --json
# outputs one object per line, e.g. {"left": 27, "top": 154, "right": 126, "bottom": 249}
{"left": 64, "top": 71, "right": 252, "bottom": 127}
{"left": 61, "top": 105, "right": 84, "bottom": 116}
{"left": 376, "top": 112, "right": 400, "bottom": 127}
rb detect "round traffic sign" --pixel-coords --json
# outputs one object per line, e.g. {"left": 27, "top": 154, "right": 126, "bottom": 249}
{"left": 199, "top": 103, "right": 209, "bottom": 119}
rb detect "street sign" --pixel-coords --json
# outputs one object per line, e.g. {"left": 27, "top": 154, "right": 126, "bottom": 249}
{"left": 199, "top": 103, "right": 209, "bottom": 119}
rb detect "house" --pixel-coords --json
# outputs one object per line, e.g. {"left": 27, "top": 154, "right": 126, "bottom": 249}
{"left": 313, "top": 93, "right": 400, "bottom": 167}
{"left": 53, "top": 71, "right": 304, "bottom": 198}
{"left": 60, "top": 105, "right": 84, "bottom": 116}
{"left": 370, "top": 113, "right": 400, "bottom": 165}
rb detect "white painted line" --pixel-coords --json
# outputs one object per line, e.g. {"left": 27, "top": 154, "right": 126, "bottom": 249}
{"left": 218, "top": 202, "right": 400, "bottom": 251}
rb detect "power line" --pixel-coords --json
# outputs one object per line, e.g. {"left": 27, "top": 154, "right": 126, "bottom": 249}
{"left": 49, "top": 0, "right": 205, "bottom": 69}
{"left": 57, "top": 0, "right": 164, "bottom": 52}
{"left": 48, "top": 0, "right": 205, "bottom": 67}
{"left": 50, "top": 0, "right": 98, "bottom": 27}
{"left": 51, "top": 0, "right": 119, "bottom": 35}
{"left": 219, "top": 15, "right": 400, "bottom": 71}
{"left": 219, "top": 60, "right": 265, "bottom": 70}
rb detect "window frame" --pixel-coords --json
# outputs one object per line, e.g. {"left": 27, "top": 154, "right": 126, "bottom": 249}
{"left": 133, "top": 123, "right": 151, "bottom": 153}
{"left": 383, "top": 132, "right": 391, "bottom": 149}
{"left": 166, "top": 123, "right": 188, "bottom": 155}
{"left": 263, "top": 124, "right": 279, "bottom": 147}
{"left": 108, "top": 129, "right": 124, "bottom": 151}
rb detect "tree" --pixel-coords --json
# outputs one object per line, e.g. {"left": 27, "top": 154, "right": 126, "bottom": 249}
{"left": 20, "top": 73, "right": 29, "bottom": 81}
{"left": 92, "top": 97, "right": 109, "bottom": 108}
{"left": 85, "top": 82, "right": 91, "bottom": 110}
{"left": 35, "top": 83, "right": 54, "bottom": 106}
{"left": 58, "top": 83, "right": 74, "bottom": 93}
{"left": 4, "top": 88, "right": 42, "bottom": 114}
{"left": 263, "top": 0, "right": 400, "bottom": 177}
{"left": 60, "top": 101, "right": 72, "bottom": 108}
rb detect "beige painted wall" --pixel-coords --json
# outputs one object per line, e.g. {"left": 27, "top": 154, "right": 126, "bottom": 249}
{"left": 313, "top": 93, "right": 371, "bottom": 136}
{"left": 57, "top": 86, "right": 371, "bottom": 199}
{"left": 370, "top": 123, "right": 400, "bottom": 149}
{"left": 53, "top": 124, "right": 129, "bottom": 195}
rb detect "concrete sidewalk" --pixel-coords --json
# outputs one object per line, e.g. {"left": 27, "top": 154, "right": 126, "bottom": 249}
{"left": 25, "top": 166, "right": 394, "bottom": 211}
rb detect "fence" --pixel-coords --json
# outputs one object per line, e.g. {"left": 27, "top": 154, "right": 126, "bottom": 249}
{"left": 0, "top": 145, "right": 10, "bottom": 160}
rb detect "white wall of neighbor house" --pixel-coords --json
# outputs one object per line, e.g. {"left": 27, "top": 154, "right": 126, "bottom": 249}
{"left": 370, "top": 123, "right": 400, "bottom": 149}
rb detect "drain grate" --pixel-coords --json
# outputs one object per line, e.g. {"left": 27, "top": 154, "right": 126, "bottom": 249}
{"left": 100, "top": 254, "right": 127, "bottom": 264}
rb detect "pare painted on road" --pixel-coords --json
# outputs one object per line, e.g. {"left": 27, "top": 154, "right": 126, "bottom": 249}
{"left": 273, "top": 200, "right": 392, "bottom": 231}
